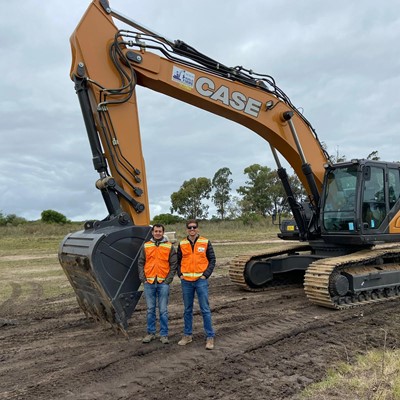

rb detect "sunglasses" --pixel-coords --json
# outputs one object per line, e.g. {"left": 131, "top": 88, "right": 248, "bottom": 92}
{"left": 187, "top": 226, "right": 198, "bottom": 230}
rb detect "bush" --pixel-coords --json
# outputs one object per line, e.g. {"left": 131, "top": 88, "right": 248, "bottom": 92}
{"left": 6, "top": 214, "right": 27, "bottom": 226}
{"left": 239, "top": 212, "right": 263, "bottom": 226}
{"left": 152, "top": 213, "right": 183, "bottom": 225}
{"left": 0, "top": 212, "right": 27, "bottom": 226}
{"left": 41, "top": 209, "right": 69, "bottom": 224}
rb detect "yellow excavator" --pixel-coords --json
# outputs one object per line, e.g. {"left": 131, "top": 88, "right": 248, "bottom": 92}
{"left": 59, "top": 0, "right": 400, "bottom": 333}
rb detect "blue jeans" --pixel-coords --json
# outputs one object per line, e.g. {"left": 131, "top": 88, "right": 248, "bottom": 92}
{"left": 181, "top": 278, "right": 215, "bottom": 338}
{"left": 143, "top": 282, "right": 170, "bottom": 337}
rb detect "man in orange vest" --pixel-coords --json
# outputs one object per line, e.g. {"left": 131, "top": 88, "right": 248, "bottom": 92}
{"left": 138, "top": 224, "right": 177, "bottom": 344}
{"left": 177, "top": 219, "right": 216, "bottom": 350}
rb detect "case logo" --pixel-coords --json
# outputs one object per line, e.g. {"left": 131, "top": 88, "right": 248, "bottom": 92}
{"left": 172, "top": 67, "right": 262, "bottom": 118}
{"left": 195, "top": 76, "right": 262, "bottom": 118}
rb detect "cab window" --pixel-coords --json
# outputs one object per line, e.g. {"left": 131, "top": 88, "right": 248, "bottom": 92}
{"left": 362, "top": 167, "right": 385, "bottom": 229}
{"left": 388, "top": 168, "right": 400, "bottom": 209}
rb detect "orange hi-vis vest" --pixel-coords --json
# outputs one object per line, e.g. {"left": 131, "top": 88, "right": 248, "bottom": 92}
{"left": 144, "top": 241, "right": 172, "bottom": 284}
{"left": 180, "top": 236, "right": 209, "bottom": 281}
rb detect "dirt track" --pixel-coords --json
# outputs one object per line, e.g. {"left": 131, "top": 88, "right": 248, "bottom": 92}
{"left": 2, "top": 258, "right": 400, "bottom": 400}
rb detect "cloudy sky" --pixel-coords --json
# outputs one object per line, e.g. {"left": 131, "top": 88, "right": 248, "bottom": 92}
{"left": 1, "top": 0, "right": 399, "bottom": 221}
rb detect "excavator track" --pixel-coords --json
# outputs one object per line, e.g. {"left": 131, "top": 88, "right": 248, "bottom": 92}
{"left": 229, "top": 243, "right": 312, "bottom": 291}
{"left": 304, "top": 243, "right": 400, "bottom": 309}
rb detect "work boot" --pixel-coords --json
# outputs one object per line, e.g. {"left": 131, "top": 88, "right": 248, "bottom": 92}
{"left": 205, "top": 337, "right": 214, "bottom": 350}
{"left": 142, "top": 333, "right": 156, "bottom": 343}
{"left": 160, "top": 336, "right": 169, "bottom": 344}
{"left": 178, "top": 335, "right": 193, "bottom": 346}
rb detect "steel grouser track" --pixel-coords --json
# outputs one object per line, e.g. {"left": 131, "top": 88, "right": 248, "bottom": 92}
{"left": 304, "top": 243, "right": 400, "bottom": 309}
{"left": 229, "top": 243, "right": 311, "bottom": 291}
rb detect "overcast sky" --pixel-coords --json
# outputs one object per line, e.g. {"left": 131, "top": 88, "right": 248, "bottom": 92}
{"left": 1, "top": 1, "right": 399, "bottom": 221}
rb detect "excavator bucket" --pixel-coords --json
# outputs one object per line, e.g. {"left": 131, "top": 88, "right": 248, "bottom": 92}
{"left": 58, "top": 220, "right": 151, "bottom": 334}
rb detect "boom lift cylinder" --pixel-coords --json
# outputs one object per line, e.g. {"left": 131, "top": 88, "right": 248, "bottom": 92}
{"left": 282, "top": 111, "right": 320, "bottom": 207}
{"left": 270, "top": 145, "right": 307, "bottom": 239}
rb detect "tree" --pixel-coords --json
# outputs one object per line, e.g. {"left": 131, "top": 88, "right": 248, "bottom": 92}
{"left": 277, "top": 173, "right": 307, "bottom": 214}
{"left": 170, "top": 177, "right": 212, "bottom": 219}
{"left": 225, "top": 196, "right": 242, "bottom": 219}
{"left": 41, "top": 209, "right": 69, "bottom": 224}
{"left": 152, "top": 213, "right": 183, "bottom": 225}
{"left": 322, "top": 142, "right": 382, "bottom": 164}
{"left": 237, "top": 167, "right": 306, "bottom": 218}
{"left": 237, "top": 164, "right": 277, "bottom": 217}
{"left": 367, "top": 151, "right": 380, "bottom": 161}
{"left": 321, "top": 142, "right": 347, "bottom": 163}
{"left": 212, "top": 167, "right": 233, "bottom": 220}
{"left": 0, "top": 211, "right": 5, "bottom": 226}
{"left": 264, "top": 171, "right": 302, "bottom": 215}
{"left": 0, "top": 211, "right": 27, "bottom": 226}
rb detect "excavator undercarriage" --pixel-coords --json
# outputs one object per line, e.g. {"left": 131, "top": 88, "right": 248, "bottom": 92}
{"left": 229, "top": 242, "right": 400, "bottom": 309}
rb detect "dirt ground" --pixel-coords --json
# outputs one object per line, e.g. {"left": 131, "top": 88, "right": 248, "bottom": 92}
{"left": 2, "top": 255, "right": 400, "bottom": 400}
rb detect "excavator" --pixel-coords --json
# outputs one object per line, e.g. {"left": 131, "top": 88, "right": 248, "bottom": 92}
{"left": 59, "top": 0, "right": 400, "bottom": 333}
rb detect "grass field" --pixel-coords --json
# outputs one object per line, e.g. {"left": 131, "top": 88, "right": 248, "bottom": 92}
{"left": 0, "top": 220, "right": 281, "bottom": 304}
{"left": 0, "top": 219, "right": 281, "bottom": 258}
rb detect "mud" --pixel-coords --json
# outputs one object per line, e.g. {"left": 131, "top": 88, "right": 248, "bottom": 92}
{"left": 2, "top": 260, "right": 400, "bottom": 400}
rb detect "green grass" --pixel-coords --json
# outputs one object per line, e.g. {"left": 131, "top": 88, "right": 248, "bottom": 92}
{"left": 166, "top": 219, "right": 280, "bottom": 242}
{"left": 0, "top": 253, "right": 73, "bottom": 303}
{"left": 0, "top": 223, "right": 82, "bottom": 304}
{"left": 0, "top": 220, "right": 280, "bottom": 305}
{"left": 0, "top": 221, "right": 83, "bottom": 236}
{"left": 0, "top": 237, "right": 62, "bottom": 256}
{"left": 301, "top": 349, "right": 400, "bottom": 399}
{"left": 213, "top": 242, "right": 280, "bottom": 259}
{"left": 0, "top": 222, "right": 83, "bottom": 256}
{"left": 0, "top": 219, "right": 279, "bottom": 242}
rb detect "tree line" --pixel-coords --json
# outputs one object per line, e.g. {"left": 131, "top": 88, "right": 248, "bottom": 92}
{"left": 2, "top": 151, "right": 381, "bottom": 226}
{"left": 163, "top": 150, "right": 382, "bottom": 222}
{"left": 167, "top": 164, "right": 305, "bottom": 222}
{"left": 0, "top": 210, "right": 70, "bottom": 226}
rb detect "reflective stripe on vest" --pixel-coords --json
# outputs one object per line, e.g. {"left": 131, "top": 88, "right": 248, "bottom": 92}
{"left": 180, "top": 237, "right": 209, "bottom": 281}
{"left": 144, "top": 241, "right": 172, "bottom": 284}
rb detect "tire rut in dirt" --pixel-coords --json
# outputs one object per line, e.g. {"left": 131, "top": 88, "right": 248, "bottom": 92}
{"left": 23, "top": 282, "right": 324, "bottom": 398}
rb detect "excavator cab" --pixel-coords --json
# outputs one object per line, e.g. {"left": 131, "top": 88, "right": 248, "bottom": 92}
{"left": 321, "top": 159, "right": 400, "bottom": 245}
